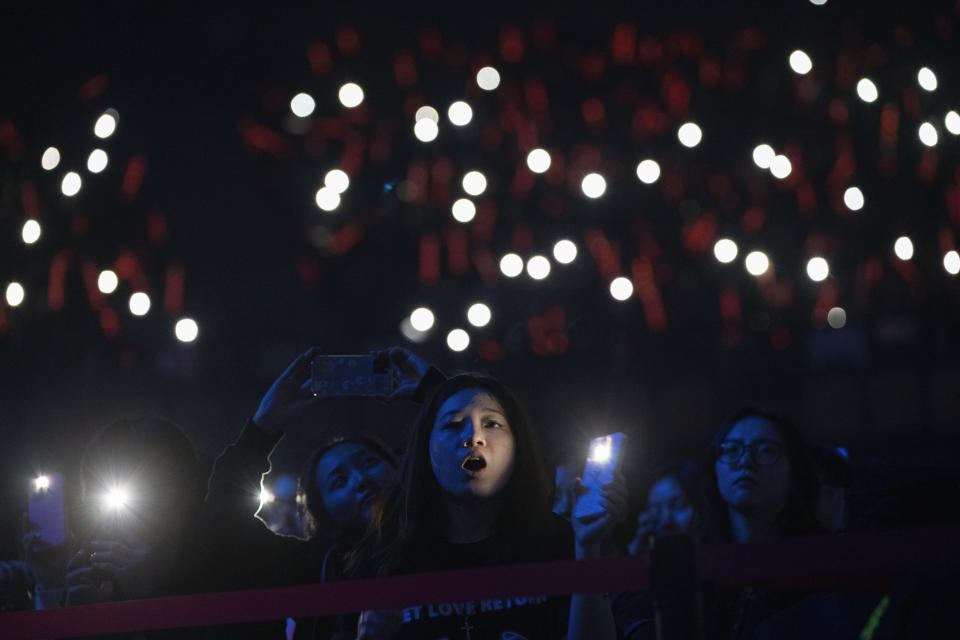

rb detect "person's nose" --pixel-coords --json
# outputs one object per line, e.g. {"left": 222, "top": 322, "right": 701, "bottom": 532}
{"left": 462, "top": 418, "right": 485, "bottom": 448}
{"left": 352, "top": 470, "right": 375, "bottom": 492}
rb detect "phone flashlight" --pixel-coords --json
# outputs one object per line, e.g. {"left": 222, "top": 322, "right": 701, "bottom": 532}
{"left": 589, "top": 437, "right": 613, "bottom": 463}
{"left": 33, "top": 475, "right": 51, "bottom": 492}
{"left": 101, "top": 486, "right": 131, "bottom": 512}
{"left": 259, "top": 488, "right": 275, "bottom": 506}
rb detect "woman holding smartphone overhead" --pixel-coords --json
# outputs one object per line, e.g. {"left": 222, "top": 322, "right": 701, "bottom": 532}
{"left": 342, "top": 373, "right": 628, "bottom": 640}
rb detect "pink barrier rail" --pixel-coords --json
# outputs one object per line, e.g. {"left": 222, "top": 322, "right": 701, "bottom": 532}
{"left": 1, "top": 525, "right": 958, "bottom": 640}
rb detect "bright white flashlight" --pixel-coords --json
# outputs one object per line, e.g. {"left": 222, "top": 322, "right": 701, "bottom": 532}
{"left": 34, "top": 475, "right": 51, "bottom": 491}
{"left": 590, "top": 438, "right": 612, "bottom": 463}
{"left": 102, "top": 487, "right": 131, "bottom": 511}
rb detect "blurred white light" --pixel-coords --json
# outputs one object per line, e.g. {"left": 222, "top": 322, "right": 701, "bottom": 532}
{"left": 462, "top": 171, "right": 487, "bottom": 196}
{"left": 324, "top": 169, "right": 350, "bottom": 194}
{"left": 789, "top": 50, "right": 813, "bottom": 75}
{"left": 315, "top": 187, "right": 341, "bottom": 211}
{"left": 944, "top": 250, "right": 960, "bottom": 275}
{"left": 129, "top": 292, "right": 151, "bottom": 316}
{"left": 806, "top": 257, "right": 830, "bottom": 282}
{"left": 446, "top": 328, "right": 470, "bottom": 352}
{"left": 499, "top": 253, "right": 524, "bottom": 278}
{"left": 290, "top": 93, "right": 316, "bottom": 118}
{"left": 98, "top": 270, "right": 119, "bottom": 294}
{"left": 918, "top": 122, "right": 938, "bottom": 147}
{"left": 22, "top": 220, "right": 41, "bottom": 244}
{"left": 61, "top": 172, "right": 82, "bottom": 197}
{"left": 41, "top": 147, "right": 60, "bottom": 171}
{"left": 451, "top": 198, "right": 477, "bottom": 223}
{"left": 843, "top": 186, "right": 865, "bottom": 211}
{"left": 400, "top": 317, "right": 429, "bottom": 343}
{"left": 175, "top": 318, "right": 199, "bottom": 343}
{"left": 609, "top": 276, "right": 634, "bottom": 301}
{"left": 770, "top": 155, "right": 792, "bottom": 179}
{"left": 5, "top": 282, "right": 25, "bottom": 307}
{"left": 409, "top": 307, "right": 436, "bottom": 332}
{"left": 581, "top": 172, "right": 607, "bottom": 198}
{"left": 34, "top": 476, "right": 50, "bottom": 491}
{"left": 94, "top": 111, "right": 117, "bottom": 138}
{"left": 752, "top": 144, "right": 775, "bottom": 169}
{"left": 526, "top": 148, "right": 551, "bottom": 174}
{"left": 87, "top": 149, "right": 108, "bottom": 173}
{"left": 526, "top": 255, "right": 551, "bottom": 280}
{"left": 827, "top": 307, "right": 847, "bottom": 329}
{"left": 413, "top": 118, "right": 439, "bottom": 142}
{"left": 415, "top": 106, "right": 440, "bottom": 123}
{"left": 447, "top": 101, "right": 473, "bottom": 126}
{"left": 810, "top": 0, "right": 828, "bottom": 4}
{"left": 635, "top": 159, "right": 661, "bottom": 184}
{"left": 259, "top": 488, "right": 275, "bottom": 506}
{"left": 745, "top": 251, "right": 770, "bottom": 276}
{"left": 467, "top": 303, "right": 492, "bottom": 327}
{"left": 856, "top": 78, "right": 879, "bottom": 103}
{"left": 553, "top": 239, "right": 578, "bottom": 264}
{"left": 713, "top": 238, "right": 738, "bottom": 264}
{"left": 102, "top": 487, "right": 130, "bottom": 511}
{"left": 338, "top": 83, "right": 364, "bottom": 108}
{"left": 946, "top": 111, "right": 960, "bottom": 135}
{"left": 917, "top": 67, "right": 937, "bottom": 92}
{"left": 677, "top": 122, "right": 703, "bottom": 148}
{"left": 476, "top": 66, "right": 501, "bottom": 91}
{"left": 894, "top": 236, "right": 914, "bottom": 261}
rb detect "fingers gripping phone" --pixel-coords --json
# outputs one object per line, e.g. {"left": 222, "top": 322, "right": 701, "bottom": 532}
{"left": 311, "top": 354, "right": 394, "bottom": 397}
{"left": 573, "top": 433, "right": 627, "bottom": 520}
{"left": 28, "top": 473, "right": 67, "bottom": 547}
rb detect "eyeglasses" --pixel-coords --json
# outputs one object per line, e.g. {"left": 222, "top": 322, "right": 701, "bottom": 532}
{"left": 717, "top": 439, "right": 784, "bottom": 466}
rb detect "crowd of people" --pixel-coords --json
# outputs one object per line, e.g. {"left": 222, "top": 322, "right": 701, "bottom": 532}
{"left": 1, "top": 347, "right": 957, "bottom": 639}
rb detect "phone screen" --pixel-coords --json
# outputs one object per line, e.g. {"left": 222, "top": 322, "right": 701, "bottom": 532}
{"left": 311, "top": 354, "right": 394, "bottom": 397}
{"left": 572, "top": 433, "right": 627, "bottom": 520}
{"left": 28, "top": 472, "right": 66, "bottom": 547}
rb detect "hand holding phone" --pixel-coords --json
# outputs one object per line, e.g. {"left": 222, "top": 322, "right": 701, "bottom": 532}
{"left": 311, "top": 354, "right": 394, "bottom": 397}
{"left": 572, "top": 433, "right": 627, "bottom": 520}
{"left": 28, "top": 473, "right": 66, "bottom": 547}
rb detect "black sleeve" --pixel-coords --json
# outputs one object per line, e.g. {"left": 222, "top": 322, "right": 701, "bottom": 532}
{"left": 199, "top": 419, "right": 316, "bottom": 591}
{"left": 612, "top": 589, "right": 656, "bottom": 640}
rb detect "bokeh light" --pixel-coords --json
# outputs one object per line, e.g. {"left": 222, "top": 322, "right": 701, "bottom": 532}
{"left": 827, "top": 307, "right": 847, "bottom": 329}
{"left": 946, "top": 111, "right": 960, "bottom": 135}
{"left": 843, "top": 186, "right": 865, "bottom": 211}
{"left": 806, "top": 257, "right": 829, "bottom": 282}
{"left": 917, "top": 67, "right": 937, "bottom": 91}
{"left": 94, "top": 111, "right": 118, "bottom": 138}
{"left": 175, "top": 318, "right": 199, "bottom": 343}
{"left": 462, "top": 171, "right": 487, "bottom": 196}
{"left": 918, "top": 122, "right": 938, "bottom": 147}
{"left": 944, "top": 250, "right": 960, "bottom": 275}
{"left": 467, "top": 303, "right": 492, "bottom": 327}
{"left": 526, "top": 255, "right": 551, "bottom": 280}
{"left": 22, "top": 219, "right": 41, "bottom": 245}
{"left": 446, "top": 328, "right": 470, "bottom": 352}
{"left": 451, "top": 198, "right": 476, "bottom": 223}
{"left": 745, "top": 251, "right": 770, "bottom": 276}
{"left": 609, "top": 277, "right": 634, "bottom": 301}
{"left": 581, "top": 172, "right": 606, "bottom": 198}
{"left": 338, "top": 82, "right": 364, "bottom": 108}
{"left": 447, "top": 101, "right": 473, "bottom": 126}
{"left": 61, "top": 172, "right": 82, "bottom": 196}
{"left": 770, "top": 155, "right": 792, "bottom": 179}
{"left": 87, "top": 149, "right": 108, "bottom": 173}
{"left": 413, "top": 118, "right": 439, "bottom": 142}
{"left": 476, "top": 66, "right": 501, "bottom": 91}
{"left": 315, "top": 187, "right": 341, "bottom": 211}
{"left": 789, "top": 50, "right": 812, "bottom": 75}
{"left": 290, "top": 93, "right": 316, "bottom": 117}
{"left": 499, "top": 253, "right": 523, "bottom": 278}
{"left": 324, "top": 169, "right": 350, "bottom": 193}
{"left": 101, "top": 487, "right": 130, "bottom": 511}
{"left": 752, "top": 144, "right": 775, "bottom": 169}
{"left": 553, "top": 239, "right": 578, "bottom": 264}
{"left": 41, "top": 147, "right": 60, "bottom": 171}
{"left": 856, "top": 78, "right": 879, "bottom": 103}
{"left": 98, "top": 269, "right": 119, "bottom": 294}
{"left": 414, "top": 106, "right": 439, "bottom": 123}
{"left": 635, "top": 159, "right": 661, "bottom": 184}
{"left": 894, "top": 236, "right": 914, "bottom": 261}
{"left": 5, "top": 282, "right": 25, "bottom": 307}
{"left": 129, "top": 292, "right": 151, "bottom": 316}
{"left": 713, "top": 238, "right": 738, "bottom": 263}
{"left": 677, "top": 122, "right": 703, "bottom": 147}
{"left": 409, "top": 307, "right": 435, "bottom": 332}
{"left": 526, "top": 148, "right": 551, "bottom": 174}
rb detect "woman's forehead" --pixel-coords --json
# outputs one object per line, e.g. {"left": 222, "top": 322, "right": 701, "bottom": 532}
{"left": 317, "top": 442, "right": 376, "bottom": 474}
{"left": 436, "top": 388, "right": 505, "bottom": 418}
{"left": 726, "top": 416, "right": 783, "bottom": 442}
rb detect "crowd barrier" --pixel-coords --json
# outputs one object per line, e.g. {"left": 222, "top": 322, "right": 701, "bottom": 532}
{"left": 1, "top": 524, "right": 958, "bottom": 639}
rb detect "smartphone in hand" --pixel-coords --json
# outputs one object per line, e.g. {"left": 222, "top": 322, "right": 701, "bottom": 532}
{"left": 573, "top": 433, "right": 627, "bottom": 520}
{"left": 311, "top": 354, "right": 394, "bottom": 397}
{"left": 28, "top": 472, "right": 66, "bottom": 547}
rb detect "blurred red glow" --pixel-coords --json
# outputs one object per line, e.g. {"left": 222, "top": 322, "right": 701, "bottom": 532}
{"left": 78, "top": 74, "right": 108, "bottom": 101}
{"left": 306, "top": 42, "right": 333, "bottom": 75}
{"left": 418, "top": 234, "right": 441, "bottom": 286}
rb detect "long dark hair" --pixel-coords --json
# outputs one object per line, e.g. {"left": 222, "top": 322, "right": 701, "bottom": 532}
{"left": 298, "top": 434, "right": 398, "bottom": 538}
{"left": 346, "top": 374, "right": 554, "bottom": 577}
{"left": 703, "top": 407, "right": 821, "bottom": 543}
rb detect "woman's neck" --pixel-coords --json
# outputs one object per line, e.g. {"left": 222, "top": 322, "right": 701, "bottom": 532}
{"left": 442, "top": 496, "right": 503, "bottom": 544}
{"left": 727, "top": 508, "right": 780, "bottom": 543}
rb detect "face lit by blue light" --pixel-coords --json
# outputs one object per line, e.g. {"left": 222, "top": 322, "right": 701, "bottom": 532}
{"left": 314, "top": 442, "right": 394, "bottom": 530}
{"left": 715, "top": 417, "right": 791, "bottom": 517}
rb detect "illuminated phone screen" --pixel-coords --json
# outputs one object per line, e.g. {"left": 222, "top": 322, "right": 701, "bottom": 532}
{"left": 573, "top": 433, "right": 626, "bottom": 520}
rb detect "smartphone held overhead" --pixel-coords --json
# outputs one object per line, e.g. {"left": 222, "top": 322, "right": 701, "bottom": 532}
{"left": 28, "top": 472, "right": 67, "bottom": 547}
{"left": 573, "top": 433, "right": 627, "bottom": 520}
{"left": 311, "top": 354, "right": 395, "bottom": 397}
